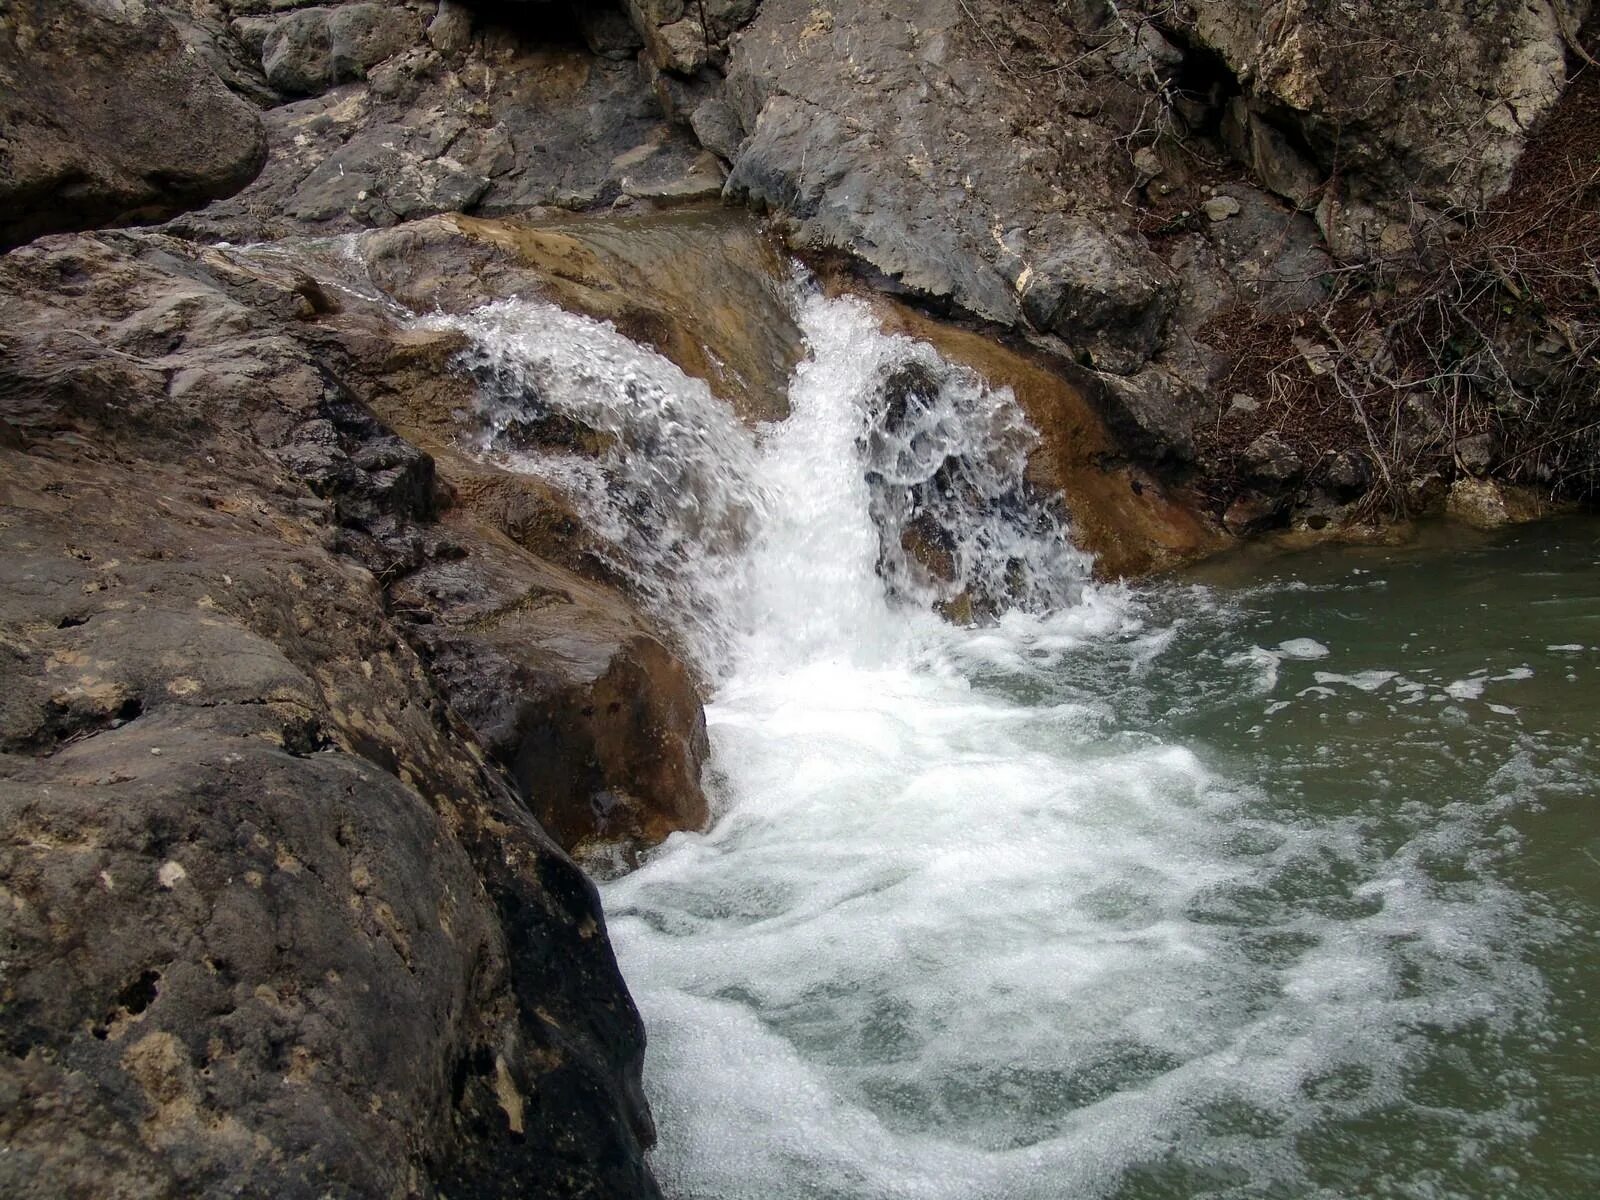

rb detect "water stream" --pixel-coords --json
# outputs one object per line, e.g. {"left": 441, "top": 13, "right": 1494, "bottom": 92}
{"left": 431, "top": 281, "right": 1600, "bottom": 1199}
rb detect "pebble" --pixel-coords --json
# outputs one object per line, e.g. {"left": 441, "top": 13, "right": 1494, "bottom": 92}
{"left": 1203, "top": 195, "right": 1242, "bottom": 222}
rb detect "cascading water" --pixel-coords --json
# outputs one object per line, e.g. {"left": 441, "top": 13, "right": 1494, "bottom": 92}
{"left": 421, "top": 297, "right": 770, "bottom": 671}
{"left": 429, "top": 281, "right": 1595, "bottom": 1199}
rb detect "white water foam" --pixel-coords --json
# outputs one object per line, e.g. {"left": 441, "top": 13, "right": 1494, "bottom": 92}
{"left": 429, "top": 286, "right": 1551, "bottom": 1199}
{"left": 420, "top": 298, "right": 770, "bottom": 670}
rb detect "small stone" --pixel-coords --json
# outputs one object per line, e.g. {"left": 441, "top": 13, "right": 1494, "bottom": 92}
{"left": 1453, "top": 433, "right": 1494, "bottom": 475}
{"left": 1228, "top": 393, "right": 1260, "bottom": 414}
{"left": 1132, "top": 146, "right": 1163, "bottom": 179}
{"left": 427, "top": 1, "right": 472, "bottom": 54}
{"left": 1242, "top": 431, "right": 1304, "bottom": 486}
{"left": 157, "top": 860, "right": 187, "bottom": 889}
{"left": 1291, "top": 336, "right": 1334, "bottom": 376}
{"left": 1324, "top": 449, "right": 1372, "bottom": 498}
{"left": 1202, "top": 195, "right": 1242, "bottom": 222}
{"left": 1223, "top": 493, "right": 1283, "bottom": 535}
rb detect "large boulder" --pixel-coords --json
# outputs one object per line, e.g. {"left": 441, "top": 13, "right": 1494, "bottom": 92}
{"left": 1188, "top": 0, "right": 1583, "bottom": 253}
{"left": 722, "top": 0, "right": 1178, "bottom": 375}
{"left": 259, "top": 3, "right": 424, "bottom": 96}
{"left": 0, "top": 229, "right": 667, "bottom": 1196}
{"left": 0, "top": 0, "right": 266, "bottom": 250}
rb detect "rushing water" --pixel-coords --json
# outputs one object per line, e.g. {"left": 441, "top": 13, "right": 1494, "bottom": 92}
{"left": 433, "top": 286, "right": 1600, "bottom": 1199}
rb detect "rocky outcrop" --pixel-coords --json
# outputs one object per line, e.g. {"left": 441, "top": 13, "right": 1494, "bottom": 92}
{"left": 712, "top": 0, "right": 1594, "bottom": 530}
{"left": 0, "top": 0, "right": 267, "bottom": 250}
{"left": 162, "top": 1, "right": 726, "bottom": 242}
{"left": 1191, "top": 0, "right": 1577, "bottom": 254}
{"left": 722, "top": 0, "right": 1177, "bottom": 376}
{"left": 0, "top": 228, "right": 684, "bottom": 1196}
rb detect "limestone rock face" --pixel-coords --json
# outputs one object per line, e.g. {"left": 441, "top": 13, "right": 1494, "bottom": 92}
{"left": 1192, "top": 0, "right": 1578, "bottom": 225}
{"left": 0, "top": 0, "right": 267, "bottom": 250}
{"left": 166, "top": 5, "right": 725, "bottom": 242}
{"left": 723, "top": 0, "right": 1177, "bottom": 375}
{"left": 0, "top": 229, "right": 675, "bottom": 1197}
{"left": 259, "top": 3, "right": 423, "bottom": 95}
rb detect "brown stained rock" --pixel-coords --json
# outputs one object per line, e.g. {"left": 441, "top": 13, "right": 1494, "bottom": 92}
{"left": 364, "top": 209, "right": 802, "bottom": 424}
{"left": 0, "top": 231, "right": 663, "bottom": 1197}
{"left": 360, "top": 212, "right": 1225, "bottom": 592}
{"left": 1445, "top": 477, "right": 1566, "bottom": 530}
{"left": 0, "top": 0, "right": 266, "bottom": 250}
{"left": 323, "top": 287, "right": 715, "bottom": 862}
{"left": 864, "top": 295, "right": 1229, "bottom": 579}
{"left": 1222, "top": 492, "right": 1287, "bottom": 537}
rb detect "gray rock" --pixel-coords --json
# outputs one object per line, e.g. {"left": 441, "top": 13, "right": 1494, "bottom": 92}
{"left": 724, "top": 0, "right": 1175, "bottom": 373}
{"left": 261, "top": 7, "right": 336, "bottom": 94}
{"left": 1191, "top": 0, "right": 1577, "bottom": 213}
{"left": 427, "top": 0, "right": 475, "bottom": 54}
{"left": 1324, "top": 448, "right": 1374, "bottom": 499}
{"left": 169, "top": 39, "right": 711, "bottom": 241}
{"left": 0, "top": 0, "right": 266, "bottom": 250}
{"left": 690, "top": 96, "right": 747, "bottom": 160}
{"left": 1242, "top": 430, "right": 1304, "bottom": 487}
{"left": 0, "top": 227, "right": 670, "bottom": 1198}
{"left": 578, "top": 3, "right": 647, "bottom": 59}
{"left": 261, "top": 4, "right": 420, "bottom": 96}
{"left": 155, "top": 0, "right": 280, "bottom": 106}
{"left": 1221, "top": 99, "right": 1324, "bottom": 211}
{"left": 1202, "top": 194, "right": 1242, "bottom": 222}
{"left": 1454, "top": 433, "right": 1496, "bottom": 476}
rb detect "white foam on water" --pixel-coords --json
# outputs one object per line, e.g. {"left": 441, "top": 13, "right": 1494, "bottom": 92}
{"left": 1313, "top": 669, "right": 1399, "bottom": 693}
{"left": 1277, "top": 637, "right": 1330, "bottom": 660}
{"left": 425, "top": 286, "right": 1553, "bottom": 1199}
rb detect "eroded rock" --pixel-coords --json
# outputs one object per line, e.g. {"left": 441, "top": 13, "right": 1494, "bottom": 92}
{"left": 0, "top": 0, "right": 267, "bottom": 249}
{"left": 0, "top": 228, "right": 672, "bottom": 1197}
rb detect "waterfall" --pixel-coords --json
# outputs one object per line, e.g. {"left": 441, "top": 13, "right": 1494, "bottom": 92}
{"left": 422, "top": 285, "right": 1089, "bottom": 676}
{"left": 424, "top": 279, "right": 1557, "bottom": 1200}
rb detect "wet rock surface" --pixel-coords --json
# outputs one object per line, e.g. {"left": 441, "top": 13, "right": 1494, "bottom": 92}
{"left": 0, "top": 230, "right": 679, "bottom": 1197}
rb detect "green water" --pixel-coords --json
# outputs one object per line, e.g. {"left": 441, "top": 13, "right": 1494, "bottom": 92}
{"left": 614, "top": 516, "right": 1600, "bottom": 1200}
{"left": 1110, "top": 521, "right": 1600, "bottom": 1198}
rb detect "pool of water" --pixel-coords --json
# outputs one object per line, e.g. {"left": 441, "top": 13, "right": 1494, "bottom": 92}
{"left": 604, "top": 518, "right": 1600, "bottom": 1200}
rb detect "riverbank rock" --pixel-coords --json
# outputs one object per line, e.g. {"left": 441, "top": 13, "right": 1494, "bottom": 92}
{"left": 360, "top": 210, "right": 801, "bottom": 423}
{"left": 0, "top": 0, "right": 267, "bottom": 250}
{"left": 162, "top": 3, "right": 724, "bottom": 242}
{"left": 864, "top": 294, "right": 1227, "bottom": 578}
{"left": 1192, "top": 0, "right": 1575, "bottom": 249}
{"left": 0, "top": 228, "right": 676, "bottom": 1196}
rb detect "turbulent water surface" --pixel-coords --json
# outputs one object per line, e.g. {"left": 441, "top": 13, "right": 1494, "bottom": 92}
{"left": 437, "top": 285, "right": 1600, "bottom": 1199}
